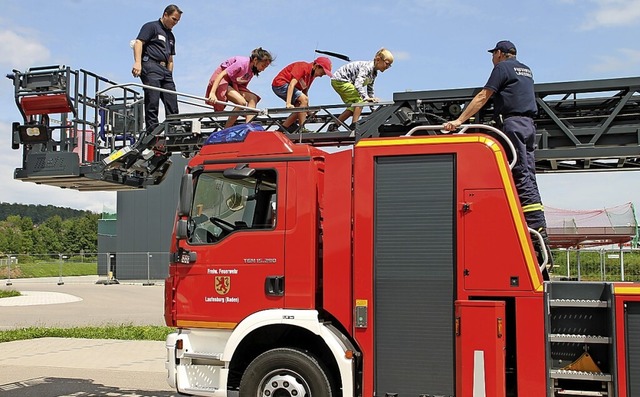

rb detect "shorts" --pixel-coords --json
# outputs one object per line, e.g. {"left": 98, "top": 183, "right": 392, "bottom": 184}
{"left": 272, "top": 84, "right": 303, "bottom": 105}
{"left": 331, "top": 80, "right": 364, "bottom": 111}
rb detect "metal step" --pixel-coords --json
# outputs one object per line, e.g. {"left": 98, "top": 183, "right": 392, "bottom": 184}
{"left": 548, "top": 334, "right": 612, "bottom": 344}
{"left": 181, "top": 385, "right": 220, "bottom": 394}
{"left": 556, "top": 389, "right": 608, "bottom": 396}
{"left": 549, "top": 299, "right": 609, "bottom": 308}
{"left": 550, "top": 369, "right": 612, "bottom": 381}
{"left": 182, "top": 350, "right": 223, "bottom": 361}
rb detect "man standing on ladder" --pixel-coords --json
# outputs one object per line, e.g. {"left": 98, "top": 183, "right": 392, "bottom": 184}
{"left": 131, "top": 4, "right": 182, "bottom": 134}
{"left": 443, "top": 40, "right": 553, "bottom": 276}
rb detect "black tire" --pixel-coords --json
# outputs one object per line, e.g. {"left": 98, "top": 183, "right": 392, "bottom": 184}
{"left": 239, "top": 347, "right": 333, "bottom": 397}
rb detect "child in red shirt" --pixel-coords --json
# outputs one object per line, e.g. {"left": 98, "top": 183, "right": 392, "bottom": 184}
{"left": 272, "top": 57, "right": 332, "bottom": 132}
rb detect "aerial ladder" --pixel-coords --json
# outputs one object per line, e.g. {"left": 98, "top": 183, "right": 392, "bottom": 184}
{"left": 7, "top": 65, "right": 640, "bottom": 192}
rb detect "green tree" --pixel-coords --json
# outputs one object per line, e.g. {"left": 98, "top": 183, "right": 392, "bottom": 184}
{"left": 44, "top": 215, "right": 63, "bottom": 231}
{"left": 19, "top": 216, "right": 33, "bottom": 232}
{"left": 0, "top": 219, "right": 23, "bottom": 254}
{"left": 1, "top": 209, "right": 99, "bottom": 255}
{"left": 0, "top": 230, "right": 8, "bottom": 253}
{"left": 21, "top": 229, "right": 34, "bottom": 253}
{"left": 76, "top": 214, "right": 99, "bottom": 252}
{"left": 0, "top": 202, "right": 92, "bottom": 224}
{"left": 59, "top": 214, "right": 98, "bottom": 253}
{"left": 32, "top": 225, "right": 62, "bottom": 254}
{"left": 5, "top": 215, "right": 22, "bottom": 228}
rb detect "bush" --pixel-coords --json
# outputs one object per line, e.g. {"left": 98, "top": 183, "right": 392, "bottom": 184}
{"left": 0, "top": 289, "right": 21, "bottom": 298}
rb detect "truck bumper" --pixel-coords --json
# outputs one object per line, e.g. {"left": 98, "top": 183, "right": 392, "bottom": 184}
{"left": 166, "top": 329, "right": 232, "bottom": 396}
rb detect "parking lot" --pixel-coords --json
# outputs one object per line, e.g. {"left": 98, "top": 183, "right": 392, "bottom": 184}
{"left": 0, "top": 276, "right": 175, "bottom": 396}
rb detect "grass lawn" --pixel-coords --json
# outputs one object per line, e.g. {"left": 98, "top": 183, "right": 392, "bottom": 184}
{"left": 1, "top": 260, "right": 97, "bottom": 278}
{"left": 0, "top": 289, "right": 172, "bottom": 343}
{"left": 0, "top": 324, "right": 174, "bottom": 343}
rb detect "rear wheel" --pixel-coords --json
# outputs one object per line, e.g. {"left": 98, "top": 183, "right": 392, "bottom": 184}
{"left": 239, "top": 347, "right": 333, "bottom": 397}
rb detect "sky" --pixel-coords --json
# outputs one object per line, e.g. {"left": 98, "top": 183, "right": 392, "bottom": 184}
{"left": 1, "top": 0, "right": 640, "bottom": 214}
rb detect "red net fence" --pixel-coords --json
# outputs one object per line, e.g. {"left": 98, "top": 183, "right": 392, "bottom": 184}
{"left": 546, "top": 203, "right": 639, "bottom": 248}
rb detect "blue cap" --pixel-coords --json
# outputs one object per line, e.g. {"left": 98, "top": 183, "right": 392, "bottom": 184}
{"left": 488, "top": 40, "right": 517, "bottom": 54}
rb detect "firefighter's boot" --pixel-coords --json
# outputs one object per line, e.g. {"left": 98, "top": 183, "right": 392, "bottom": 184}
{"left": 533, "top": 227, "right": 553, "bottom": 281}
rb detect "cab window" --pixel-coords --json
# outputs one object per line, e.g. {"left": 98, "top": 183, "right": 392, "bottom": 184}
{"left": 188, "top": 169, "right": 277, "bottom": 244}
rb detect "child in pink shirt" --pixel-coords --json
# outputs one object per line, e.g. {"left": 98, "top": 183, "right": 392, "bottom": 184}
{"left": 206, "top": 47, "right": 273, "bottom": 127}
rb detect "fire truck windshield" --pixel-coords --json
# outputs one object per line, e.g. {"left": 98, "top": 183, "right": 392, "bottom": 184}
{"left": 188, "top": 169, "right": 277, "bottom": 244}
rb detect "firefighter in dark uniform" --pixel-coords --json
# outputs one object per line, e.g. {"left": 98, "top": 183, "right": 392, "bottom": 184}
{"left": 443, "top": 40, "right": 552, "bottom": 276}
{"left": 131, "top": 4, "right": 182, "bottom": 133}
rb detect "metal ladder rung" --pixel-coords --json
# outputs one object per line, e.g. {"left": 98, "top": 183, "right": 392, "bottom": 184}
{"left": 549, "top": 299, "right": 608, "bottom": 308}
{"left": 550, "top": 369, "right": 611, "bottom": 381}
{"left": 548, "top": 334, "right": 611, "bottom": 344}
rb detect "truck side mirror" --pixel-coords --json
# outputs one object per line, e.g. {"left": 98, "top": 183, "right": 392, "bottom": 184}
{"left": 178, "top": 173, "right": 193, "bottom": 217}
{"left": 175, "top": 219, "right": 188, "bottom": 240}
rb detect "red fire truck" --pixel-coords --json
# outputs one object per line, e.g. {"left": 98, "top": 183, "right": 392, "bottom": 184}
{"left": 7, "top": 66, "right": 640, "bottom": 396}
{"left": 164, "top": 123, "right": 640, "bottom": 397}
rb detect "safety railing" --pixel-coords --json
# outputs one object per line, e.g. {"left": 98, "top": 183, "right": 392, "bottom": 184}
{"left": 405, "top": 124, "right": 518, "bottom": 169}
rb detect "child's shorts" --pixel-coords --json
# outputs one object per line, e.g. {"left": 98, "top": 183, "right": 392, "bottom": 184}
{"left": 272, "top": 84, "right": 303, "bottom": 105}
{"left": 331, "top": 80, "right": 364, "bottom": 111}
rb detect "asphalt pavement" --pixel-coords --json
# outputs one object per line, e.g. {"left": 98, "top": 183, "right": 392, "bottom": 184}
{"left": 0, "top": 275, "right": 177, "bottom": 396}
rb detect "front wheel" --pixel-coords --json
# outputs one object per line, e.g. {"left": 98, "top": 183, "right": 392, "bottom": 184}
{"left": 239, "top": 347, "right": 333, "bottom": 397}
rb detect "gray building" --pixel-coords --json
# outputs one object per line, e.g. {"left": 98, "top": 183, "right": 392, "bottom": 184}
{"left": 98, "top": 155, "right": 189, "bottom": 280}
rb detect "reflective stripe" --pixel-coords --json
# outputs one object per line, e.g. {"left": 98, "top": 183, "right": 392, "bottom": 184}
{"left": 522, "top": 203, "right": 544, "bottom": 213}
{"left": 473, "top": 350, "right": 487, "bottom": 397}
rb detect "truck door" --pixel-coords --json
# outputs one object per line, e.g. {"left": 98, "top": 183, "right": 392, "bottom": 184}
{"left": 173, "top": 164, "right": 286, "bottom": 326}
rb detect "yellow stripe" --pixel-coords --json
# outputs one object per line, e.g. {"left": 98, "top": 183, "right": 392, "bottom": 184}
{"left": 356, "top": 135, "right": 482, "bottom": 147}
{"left": 614, "top": 286, "right": 640, "bottom": 295}
{"left": 357, "top": 134, "right": 544, "bottom": 291}
{"left": 177, "top": 320, "right": 237, "bottom": 329}
{"left": 522, "top": 203, "right": 544, "bottom": 212}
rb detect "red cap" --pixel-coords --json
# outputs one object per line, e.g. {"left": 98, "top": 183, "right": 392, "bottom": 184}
{"left": 314, "top": 57, "right": 333, "bottom": 77}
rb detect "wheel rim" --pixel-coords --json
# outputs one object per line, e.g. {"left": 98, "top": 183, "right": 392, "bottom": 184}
{"left": 258, "top": 371, "right": 309, "bottom": 397}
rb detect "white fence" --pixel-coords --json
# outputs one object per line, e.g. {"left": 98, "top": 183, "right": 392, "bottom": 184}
{"left": 1, "top": 252, "right": 169, "bottom": 285}
{"left": 550, "top": 247, "right": 640, "bottom": 282}
{"left": 3, "top": 249, "right": 640, "bottom": 285}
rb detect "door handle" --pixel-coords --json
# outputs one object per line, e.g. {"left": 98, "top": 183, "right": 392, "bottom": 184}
{"left": 265, "top": 276, "right": 284, "bottom": 296}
